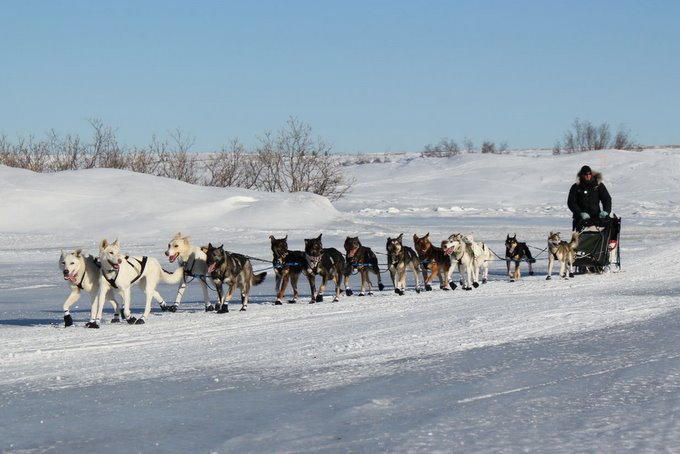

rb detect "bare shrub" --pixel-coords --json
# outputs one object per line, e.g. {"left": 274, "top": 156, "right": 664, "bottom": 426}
{"left": 254, "top": 117, "right": 353, "bottom": 200}
{"left": 481, "top": 141, "right": 496, "bottom": 154}
{"left": 156, "top": 129, "right": 199, "bottom": 184}
{"left": 205, "top": 139, "right": 260, "bottom": 189}
{"left": 561, "top": 119, "right": 639, "bottom": 152}
{"left": 422, "top": 138, "right": 460, "bottom": 157}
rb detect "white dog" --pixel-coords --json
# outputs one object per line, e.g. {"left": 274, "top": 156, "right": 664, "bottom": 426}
{"left": 443, "top": 233, "right": 492, "bottom": 290}
{"left": 463, "top": 234, "right": 493, "bottom": 285}
{"left": 59, "top": 249, "right": 120, "bottom": 328}
{"left": 97, "top": 238, "right": 184, "bottom": 325}
{"left": 164, "top": 232, "right": 213, "bottom": 312}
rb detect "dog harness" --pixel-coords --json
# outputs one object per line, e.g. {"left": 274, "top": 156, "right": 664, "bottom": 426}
{"left": 103, "top": 256, "right": 148, "bottom": 289}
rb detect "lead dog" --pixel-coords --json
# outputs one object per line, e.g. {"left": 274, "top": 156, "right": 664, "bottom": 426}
{"left": 386, "top": 233, "right": 422, "bottom": 295}
{"left": 547, "top": 231, "right": 580, "bottom": 280}
{"left": 269, "top": 235, "right": 306, "bottom": 305}
{"left": 505, "top": 234, "right": 535, "bottom": 281}
{"left": 413, "top": 232, "right": 451, "bottom": 291}
{"left": 344, "top": 236, "right": 384, "bottom": 296}
{"left": 165, "top": 232, "right": 213, "bottom": 312}
{"left": 59, "top": 249, "right": 120, "bottom": 328}
{"left": 205, "top": 243, "right": 266, "bottom": 313}
{"left": 97, "top": 238, "right": 184, "bottom": 325}
{"left": 304, "top": 234, "right": 346, "bottom": 303}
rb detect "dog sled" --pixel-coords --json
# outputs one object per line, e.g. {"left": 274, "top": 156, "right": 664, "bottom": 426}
{"left": 573, "top": 215, "right": 621, "bottom": 274}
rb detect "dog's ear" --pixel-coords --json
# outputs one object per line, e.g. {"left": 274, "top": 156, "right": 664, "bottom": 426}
{"left": 99, "top": 238, "right": 108, "bottom": 250}
{"left": 397, "top": 233, "right": 403, "bottom": 241}
{"left": 413, "top": 233, "right": 418, "bottom": 242}
{"left": 425, "top": 232, "right": 430, "bottom": 238}
{"left": 284, "top": 234, "right": 288, "bottom": 241}
{"left": 269, "top": 235, "right": 276, "bottom": 242}
{"left": 75, "top": 248, "right": 82, "bottom": 258}
{"left": 174, "top": 232, "right": 182, "bottom": 239}
{"left": 112, "top": 238, "right": 119, "bottom": 247}
{"left": 317, "top": 233, "right": 323, "bottom": 241}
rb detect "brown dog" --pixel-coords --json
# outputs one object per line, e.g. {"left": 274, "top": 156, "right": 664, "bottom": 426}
{"left": 343, "top": 236, "right": 384, "bottom": 296}
{"left": 413, "top": 233, "right": 451, "bottom": 291}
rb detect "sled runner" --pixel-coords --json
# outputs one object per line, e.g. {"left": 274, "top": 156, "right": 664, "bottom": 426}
{"left": 573, "top": 215, "right": 621, "bottom": 274}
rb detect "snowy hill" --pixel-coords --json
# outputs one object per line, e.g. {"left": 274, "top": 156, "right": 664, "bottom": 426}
{"left": 2, "top": 148, "right": 680, "bottom": 453}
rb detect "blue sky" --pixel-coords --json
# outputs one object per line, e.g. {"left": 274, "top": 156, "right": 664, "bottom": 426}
{"left": 1, "top": 1, "right": 678, "bottom": 153}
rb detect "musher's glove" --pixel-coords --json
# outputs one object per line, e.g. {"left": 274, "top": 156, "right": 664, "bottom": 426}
{"left": 580, "top": 212, "right": 590, "bottom": 220}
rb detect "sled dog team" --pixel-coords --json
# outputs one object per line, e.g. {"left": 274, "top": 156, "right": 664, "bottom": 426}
{"left": 59, "top": 230, "right": 580, "bottom": 328}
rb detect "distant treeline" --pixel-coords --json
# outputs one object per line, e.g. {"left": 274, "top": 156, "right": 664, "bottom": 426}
{"left": 421, "top": 119, "right": 642, "bottom": 157}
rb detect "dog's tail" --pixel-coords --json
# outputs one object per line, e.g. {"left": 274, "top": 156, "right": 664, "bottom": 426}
{"left": 252, "top": 271, "right": 267, "bottom": 286}
{"left": 161, "top": 266, "right": 184, "bottom": 285}
{"left": 569, "top": 231, "right": 580, "bottom": 250}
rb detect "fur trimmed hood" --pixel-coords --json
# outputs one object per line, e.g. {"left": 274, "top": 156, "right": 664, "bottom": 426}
{"left": 575, "top": 170, "right": 603, "bottom": 185}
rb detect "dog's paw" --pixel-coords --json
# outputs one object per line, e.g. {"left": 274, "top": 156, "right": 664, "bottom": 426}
{"left": 315, "top": 294, "right": 324, "bottom": 303}
{"left": 332, "top": 296, "right": 339, "bottom": 302}
{"left": 160, "top": 303, "right": 169, "bottom": 312}
{"left": 358, "top": 292, "right": 365, "bottom": 297}
{"left": 84, "top": 321, "right": 100, "bottom": 329}
{"left": 378, "top": 283, "right": 385, "bottom": 291}
{"left": 569, "top": 273, "right": 574, "bottom": 278}
{"left": 425, "top": 284, "right": 433, "bottom": 291}
{"left": 546, "top": 276, "right": 552, "bottom": 280}
{"left": 240, "top": 306, "right": 247, "bottom": 312}
{"left": 449, "top": 281, "right": 457, "bottom": 290}
{"left": 345, "top": 289, "right": 353, "bottom": 297}
{"left": 482, "top": 279, "right": 487, "bottom": 284}
{"left": 464, "top": 287, "right": 472, "bottom": 291}
{"left": 134, "top": 318, "right": 145, "bottom": 325}
{"left": 415, "top": 288, "right": 421, "bottom": 294}
{"left": 110, "top": 316, "right": 121, "bottom": 324}
{"left": 473, "top": 282, "right": 479, "bottom": 288}
{"left": 168, "top": 304, "right": 178, "bottom": 313}
{"left": 275, "top": 300, "right": 283, "bottom": 305}
{"left": 126, "top": 317, "right": 137, "bottom": 325}
{"left": 529, "top": 271, "right": 535, "bottom": 276}
{"left": 287, "top": 299, "right": 297, "bottom": 304}
{"left": 64, "top": 314, "right": 73, "bottom": 327}
{"left": 510, "top": 279, "right": 515, "bottom": 283}
{"left": 217, "top": 305, "right": 229, "bottom": 314}
{"left": 440, "top": 285, "right": 450, "bottom": 291}
{"left": 205, "top": 304, "right": 215, "bottom": 312}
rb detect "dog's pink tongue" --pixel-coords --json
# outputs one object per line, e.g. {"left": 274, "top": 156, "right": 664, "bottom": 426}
{"left": 445, "top": 247, "right": 455, "bottom": 255}
{"left": 207, "top": 263, "right": 215, "bottom": 274}
{"left": 67, "top": 274, "right": 77, "bottom": 283}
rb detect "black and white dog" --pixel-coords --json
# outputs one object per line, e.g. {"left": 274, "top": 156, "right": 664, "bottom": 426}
{"left": 505, "top": 234, "right": 535, "bottom": 281}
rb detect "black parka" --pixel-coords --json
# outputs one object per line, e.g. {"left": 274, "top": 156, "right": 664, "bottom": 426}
{"left": 567, "top": 170, "right": 612, "bottom": 222}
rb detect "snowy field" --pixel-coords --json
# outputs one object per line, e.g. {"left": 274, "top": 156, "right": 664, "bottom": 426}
{"left": 2, "top": 149, "right": 680, "bottom": 453}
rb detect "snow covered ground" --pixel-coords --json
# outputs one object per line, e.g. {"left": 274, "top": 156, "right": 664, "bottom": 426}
{"left": 2, "top": 149, "right": 680, "bottom": 453}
